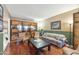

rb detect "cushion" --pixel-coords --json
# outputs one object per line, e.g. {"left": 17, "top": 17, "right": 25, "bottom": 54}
{"left": 43, "top": 33, "right": 66, "bottom": 40}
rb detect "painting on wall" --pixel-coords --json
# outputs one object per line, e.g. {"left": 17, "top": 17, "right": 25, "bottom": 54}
{"left": 51, "top": 21, "right": 61, "bottom": 29}
{"left": 0, "top": 20, "right": 3, "bottom": 32}
{"left": 0, "top": 5, "right": 2, "bottom": 17}
{"left": 0, "top": 5, "right": 3, "bottom": 32}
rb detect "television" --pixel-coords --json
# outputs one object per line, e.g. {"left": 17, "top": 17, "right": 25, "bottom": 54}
{"left": 0, "top": 20, "right": 3, "bottom": 32}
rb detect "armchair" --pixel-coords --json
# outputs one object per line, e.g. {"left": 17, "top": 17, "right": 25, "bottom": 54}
{"left": 63, "top": 45, "right": 79, "bottom": 55}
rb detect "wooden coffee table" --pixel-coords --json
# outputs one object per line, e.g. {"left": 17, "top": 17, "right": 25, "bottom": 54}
{"left": 29, "top": 38, "right": 51, "bottom": 55}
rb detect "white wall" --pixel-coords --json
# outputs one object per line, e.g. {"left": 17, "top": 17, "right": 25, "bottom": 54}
{"left": 41, "top": 8, "right": 79, "bottom": 32}
{"left": 2, "top": 5, "right": 10, "bottom": 51}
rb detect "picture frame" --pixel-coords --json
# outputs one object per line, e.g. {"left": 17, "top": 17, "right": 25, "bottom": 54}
{"left": 0, "top": 19, "right": 3, "bottom": 32}
{"left": 51, "top": 21, "right": 61, "bottom": 29}
{"left": 0, "top": 5, "right": 3, "bottom": 32}
{"left": 0, "top": 5, "right": 3, "bottom": 17}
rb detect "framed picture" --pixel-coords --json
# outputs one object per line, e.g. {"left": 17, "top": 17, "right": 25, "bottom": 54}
{"left": 0, "top": 5, "right": 3, "bottom": 17}
{"left": 51, "top": 21, "right": 61, "bottom": 29}
{"left": 0, "top": 20, "right": 3, "bottom": 32}
{"left": 0, "top": 5, "right": 3, "bottom": 32}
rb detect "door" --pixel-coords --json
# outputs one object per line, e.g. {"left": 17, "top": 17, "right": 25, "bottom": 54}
{"left": 74, "top": 12, "right": 79, "bottom": 49}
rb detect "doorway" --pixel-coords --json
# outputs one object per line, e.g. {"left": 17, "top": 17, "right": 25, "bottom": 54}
{"left": 73, "top": 12, "right": 79, "bottom": 49}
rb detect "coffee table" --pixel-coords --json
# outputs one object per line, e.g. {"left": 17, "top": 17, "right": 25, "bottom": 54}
{"left": 29, "top": 38, "right": 51, "bottom": 55}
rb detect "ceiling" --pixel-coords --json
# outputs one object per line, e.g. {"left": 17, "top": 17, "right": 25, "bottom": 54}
{"left": 5, "top": 4, "right": 79, "bottom": 21}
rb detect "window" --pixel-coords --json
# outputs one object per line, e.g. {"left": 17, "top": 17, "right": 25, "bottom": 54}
{"left": 17, "top": 25, "right": 22, "bottom": 31}
{"left": 23, "top": 26, "right": 29, "bottom": 31}
{"left": 31, "top": 26, "right": 36, "bottom": 30}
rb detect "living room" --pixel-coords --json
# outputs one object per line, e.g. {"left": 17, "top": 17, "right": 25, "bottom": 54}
{"left": 0, "top": 4, "right": 79, "bottom": 55}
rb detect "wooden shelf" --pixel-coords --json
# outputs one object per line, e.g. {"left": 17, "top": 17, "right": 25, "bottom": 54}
{"left": 11, "top": 20, "right": 21, "bottom": 25}
{"left": 12, "top": 29, "right": 18, "bottom": 33}
{"left": 10, "top": 18, "right": 37, "bottom": 41}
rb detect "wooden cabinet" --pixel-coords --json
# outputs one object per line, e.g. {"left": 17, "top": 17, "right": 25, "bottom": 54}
{"left": 23, "top": 21, "right": 37, "bottom": 26}
{"left": 73, "top": 12, "right": 79, "bottom": 49}
{"left": 11, "top": 20, "right": 20, "bottom": 34}
{"left": 11, "top": 20, "right": 21, "bottom": 25}
{"left": 10, "top": 19, "right": 37, "bottom": 41}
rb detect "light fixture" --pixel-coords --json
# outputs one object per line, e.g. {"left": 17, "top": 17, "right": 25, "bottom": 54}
{"left": 68, "top": 20, "right": 73, "bottom": 24}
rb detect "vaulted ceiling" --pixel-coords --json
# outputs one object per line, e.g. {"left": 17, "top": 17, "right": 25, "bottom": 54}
{"left": 5, "top": 4, "right": 79, "bottom": 21}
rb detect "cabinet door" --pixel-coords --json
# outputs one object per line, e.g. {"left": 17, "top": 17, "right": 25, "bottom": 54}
{"left": 74, "top": 13, "right": 79, "bottom": 18}
{"left": 74, "top": 12, "right": 79, "bottom": 49}
{"left": 74, "top": 23, "right": 79, "bottom": 49}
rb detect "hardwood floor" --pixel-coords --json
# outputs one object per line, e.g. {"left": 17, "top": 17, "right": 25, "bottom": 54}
{"left": 4, "top": 41, "right": 64, "bottom": 55}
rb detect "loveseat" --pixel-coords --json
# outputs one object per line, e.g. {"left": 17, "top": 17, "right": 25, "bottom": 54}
{"left": 41, "top": 33, "right": 67, "bottom": 48}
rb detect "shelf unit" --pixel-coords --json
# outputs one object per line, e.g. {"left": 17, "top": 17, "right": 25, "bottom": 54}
{"left": 10, "top": 19, "right": 37, "bottom": 41}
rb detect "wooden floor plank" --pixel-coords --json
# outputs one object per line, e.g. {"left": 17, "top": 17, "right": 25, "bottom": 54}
{"left": 4, "top": 41, "right": 63, "bottom": 55}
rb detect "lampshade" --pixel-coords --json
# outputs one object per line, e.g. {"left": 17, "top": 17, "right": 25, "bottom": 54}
{"left": 68, "top": 20, "right": 73, "bottom": 24}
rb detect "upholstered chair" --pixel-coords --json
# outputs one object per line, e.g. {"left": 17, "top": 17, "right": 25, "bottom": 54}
{"left": 34, "top": 32, "right": 39, "bottom": 38}
{"left": 63, "top": 45, "right": 79, "bottom": 55}
{"left": 19, "top": 32, "right": 26, "bottom": 41}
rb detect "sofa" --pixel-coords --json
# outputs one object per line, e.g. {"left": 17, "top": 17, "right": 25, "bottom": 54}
{"left": 41, "top": 33, "right": 67, "bottom": 48}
